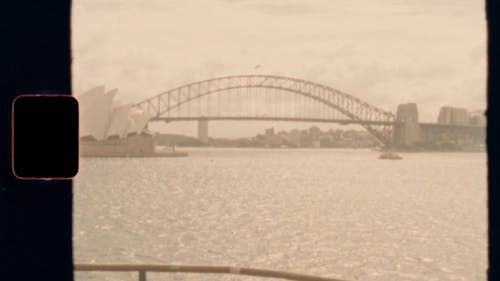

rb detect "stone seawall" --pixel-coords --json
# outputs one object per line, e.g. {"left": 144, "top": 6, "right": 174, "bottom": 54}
{"left": 80, "top": 134, "right": 155, "bottom": 157}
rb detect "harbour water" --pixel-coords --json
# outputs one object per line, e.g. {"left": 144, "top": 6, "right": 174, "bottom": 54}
{"left": 74, "top": 148, "right": 487, "bottom": 281}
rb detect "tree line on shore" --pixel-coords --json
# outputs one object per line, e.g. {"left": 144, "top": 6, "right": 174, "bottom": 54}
{"left": 155, "top": 127, "right": 379, "bottom": 148}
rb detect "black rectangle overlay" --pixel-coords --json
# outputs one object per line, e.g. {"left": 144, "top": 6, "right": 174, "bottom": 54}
{"left": 12, "top": 95, "right": 78, "bottom": 179}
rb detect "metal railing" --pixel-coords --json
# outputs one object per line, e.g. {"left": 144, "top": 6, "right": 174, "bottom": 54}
{"left": 74, "top": 264, "right": 351, "bottom": 281}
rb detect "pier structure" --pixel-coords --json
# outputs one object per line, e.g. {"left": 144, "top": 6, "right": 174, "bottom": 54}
{"left": 197, "top": 119, "right": 209, "bottom": 144}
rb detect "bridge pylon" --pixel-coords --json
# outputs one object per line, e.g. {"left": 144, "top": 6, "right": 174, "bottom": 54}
{"left": 393, "top": 103, "right": 421, "bottom": 147}
{"left": 198, "top": 119, "right": 209, "bottom": 144}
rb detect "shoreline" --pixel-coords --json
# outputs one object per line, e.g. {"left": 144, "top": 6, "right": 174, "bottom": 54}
{"left": 163, "top": 146, "right": 486, "bottom": 153}
{"left": 79, "top": 151, "right": 188, "bottom": 158}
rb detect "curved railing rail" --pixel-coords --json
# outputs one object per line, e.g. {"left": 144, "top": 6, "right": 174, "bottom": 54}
{"left": 75, "top": 264, "right": 352, "bottom": 281}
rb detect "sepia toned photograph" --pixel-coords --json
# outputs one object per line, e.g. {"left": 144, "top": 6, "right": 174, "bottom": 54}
{"left": 71, "top": 1, "right": 487, "bottom": 280}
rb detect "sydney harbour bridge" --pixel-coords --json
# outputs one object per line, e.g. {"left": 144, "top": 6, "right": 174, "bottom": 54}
{"left": 135, "top": 75, "right": 485, "bottom": 148}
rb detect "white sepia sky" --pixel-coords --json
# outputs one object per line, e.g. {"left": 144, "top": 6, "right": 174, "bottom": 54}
{"left": 72, "top": 0, "right": 486, "bottom": 137}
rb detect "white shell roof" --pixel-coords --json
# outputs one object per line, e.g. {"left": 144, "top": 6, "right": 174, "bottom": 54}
{"left": 77, "top": 87, "right": 151, "bottom": 140}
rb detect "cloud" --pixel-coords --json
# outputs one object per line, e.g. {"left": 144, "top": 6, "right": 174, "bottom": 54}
{"left": 75, "top": 0, "right": 181, "bottom": 11}
{"left": 388, "top": 0, "right": 481, "bottom": 17}
{"left": 221, "top": 0, "right": 318, "bottom": 16}
{"left": 73, "top": 0, "right": 486, "bottom": 127}
{"left": 332, "top": 44, "right": 358, "bottom": 58}
{"left": 393, "top": 63, "right": 455, "bottom": 80}
{"left": 247, "top": 2, "right": 317, "bottom": 16}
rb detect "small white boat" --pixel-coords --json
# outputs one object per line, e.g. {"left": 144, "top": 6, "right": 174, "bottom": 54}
{"left": 378, "top": 151, "right": 402, "bottom": 160}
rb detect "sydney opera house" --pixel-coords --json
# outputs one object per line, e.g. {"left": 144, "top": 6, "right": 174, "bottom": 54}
{"left": 78, "top": 86, "right": 155, "bottom": 157}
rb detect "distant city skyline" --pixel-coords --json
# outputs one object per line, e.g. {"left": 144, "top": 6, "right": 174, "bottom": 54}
{"left": 72, "top": 0, "right": 486, "bottom": 138}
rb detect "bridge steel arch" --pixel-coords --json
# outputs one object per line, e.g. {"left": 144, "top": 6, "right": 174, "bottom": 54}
{"left": 135, "top": 75, "right": 396, "bottom": 146}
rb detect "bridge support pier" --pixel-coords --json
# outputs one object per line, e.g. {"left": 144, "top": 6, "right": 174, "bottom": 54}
{"left": 198, "top": 119, "right": 209, "bottom": 144}
{"left": 393, "top": 103, "right": 421, "bottom": 147}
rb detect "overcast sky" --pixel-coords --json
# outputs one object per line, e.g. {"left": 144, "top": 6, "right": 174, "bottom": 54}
{"left": 72, "top": 0, "right": 486, "bottom": 137}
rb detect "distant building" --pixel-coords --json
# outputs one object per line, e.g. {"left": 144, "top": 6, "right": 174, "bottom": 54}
{"left": 265, "top": 127, "right": 275, "bottom": 136}
{"left": 309, "top": 126, "right": 321, "bottom": 140}
{"left": 469, "top": 114, "right": 486, "bottom": 126}
{"left": 437, "top": 106, "right": 469, "bottom": 126}
{"left": 311, "top": 140, "right": 321, "bottom": 148}
{"left": 284, "top": 130, "right": 302, "bottom": 147}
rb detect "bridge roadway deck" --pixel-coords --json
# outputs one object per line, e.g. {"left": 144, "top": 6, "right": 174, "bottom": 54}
{"left": 151, "top": 117, "right": 485, "bottom": 130}
{"left": 151, "top": 116, "right": 398, "bottom": 126}
{"left": 419, "top": 122, "right": 486, "bottom": 130}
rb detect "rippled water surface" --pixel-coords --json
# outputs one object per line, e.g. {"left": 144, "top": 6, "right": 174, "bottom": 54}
{"left": 74, "top": 148, "right": 487, "bottom": 281}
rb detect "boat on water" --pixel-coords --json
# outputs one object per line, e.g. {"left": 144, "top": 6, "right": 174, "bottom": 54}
{"left": 154, "top": 145, "right": 188, "bottom": 157}
{"left": 378, "top": 151, "right": 403, "bottom": 160}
